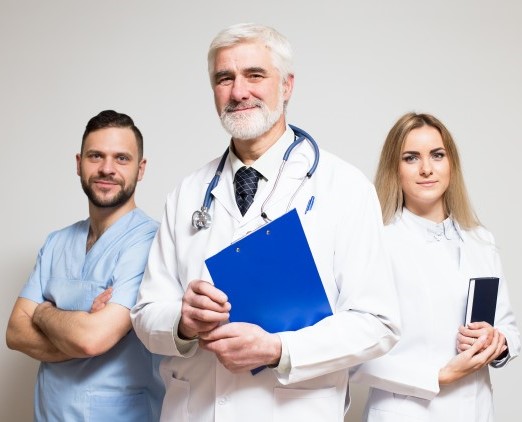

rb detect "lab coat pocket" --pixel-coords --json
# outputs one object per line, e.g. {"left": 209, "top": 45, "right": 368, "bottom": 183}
{"left": 366, "top": 390, "right": 428, "bottom": 422}
{"left": 88, "top": 391, "right": 151, "bottom": 422}
{"left": 367, "top": 407, "right": 425, "bottom": 422}
{"left": 160, "top": 375, "right": 190, "bottom": 422}
{"left": 273, "top": 386, "right": 340, "bottom": 422}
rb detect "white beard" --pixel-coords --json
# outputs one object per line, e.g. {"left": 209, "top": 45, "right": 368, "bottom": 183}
{"left": 220, "top": 92, "right": 285, "bottom": 141}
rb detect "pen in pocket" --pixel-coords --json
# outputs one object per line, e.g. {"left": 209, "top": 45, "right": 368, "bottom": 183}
{"left": 305, "top": 196, "right": 315, "bottom": 214}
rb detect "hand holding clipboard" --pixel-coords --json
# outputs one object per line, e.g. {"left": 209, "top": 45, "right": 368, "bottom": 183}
{"left": 205, "top": 209, "right": 332, "bottom": 374}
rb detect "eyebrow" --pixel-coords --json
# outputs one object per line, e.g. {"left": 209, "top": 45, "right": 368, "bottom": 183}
{"left": 402, "top": 147, "right": 446, "bottom": 155}
{"left": 83, "top": 149, "right": 104, "bottom": 155}
{"left": 243, "top": 66, "right": 268, "bottom": 74}
{"left": 84, "top": 149, "right": 134, "bottom": 158}
{"left": 214, "top": 66, "right": 269, "bottom": 80}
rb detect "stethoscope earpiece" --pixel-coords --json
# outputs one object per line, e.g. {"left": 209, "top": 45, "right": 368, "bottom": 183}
{"left": 191, "top": 125, "right": 319, "bottom": 231}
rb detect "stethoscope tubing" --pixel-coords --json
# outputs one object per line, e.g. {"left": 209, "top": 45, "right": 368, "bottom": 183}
{"left": 202, "top": 148, "right": 229, "bottom": 212}
{"left": 193, "top": 125, "right": 319, "bottom": 230}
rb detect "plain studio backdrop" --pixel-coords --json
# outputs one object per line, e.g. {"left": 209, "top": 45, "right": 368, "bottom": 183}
{"left": 1, "top": 1, "right": 520, "bottom": 420}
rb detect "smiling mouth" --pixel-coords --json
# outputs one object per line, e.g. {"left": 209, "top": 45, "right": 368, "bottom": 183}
{"left": 93, "top": 179, "right": 120, "bottom": 189}
{"left": 231, "top": 106, "right": 256, "bottom": 112}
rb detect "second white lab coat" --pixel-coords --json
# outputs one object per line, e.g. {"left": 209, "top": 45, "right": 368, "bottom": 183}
{"left": 350, "top": 209, "right": 520, "bottom": 422}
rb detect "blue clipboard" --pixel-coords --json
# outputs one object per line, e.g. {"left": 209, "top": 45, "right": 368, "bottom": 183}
{"left": 205, "top": 209, "right": 332, "bottom": 334}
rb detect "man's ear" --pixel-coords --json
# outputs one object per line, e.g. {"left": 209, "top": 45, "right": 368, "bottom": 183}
{"left": 137, "top": 158, "right": 147, "bottom": 181}
{"left": 282, "top": 74, "right": 295, "bottom": 102}
{"left": 76, "top": 153, "right": 81, "bottom": 176}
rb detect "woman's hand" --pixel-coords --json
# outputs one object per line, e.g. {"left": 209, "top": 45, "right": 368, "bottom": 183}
{"left": 457, "top": 321, "right": 495, "bottom": 352}
{"left": 439, "top": 329, "right": 507, "bottom": 385}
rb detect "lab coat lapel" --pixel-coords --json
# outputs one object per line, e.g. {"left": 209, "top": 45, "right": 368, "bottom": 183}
{"left": 211, "top": 159, "right": 242, "bottom": 222}
{"left": 458, "top": 229, "right": 492, "bottom": 278}
{"left": 257, "top": 141, "right": 313, "bottom": 220}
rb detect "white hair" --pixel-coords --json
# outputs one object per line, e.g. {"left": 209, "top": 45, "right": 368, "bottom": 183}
{"left": 207, "top": 23, "right": 294, "bottom": 83}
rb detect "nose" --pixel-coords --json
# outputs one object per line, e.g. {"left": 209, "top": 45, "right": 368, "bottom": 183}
{"left": 420, "top": 159, "right": 433, "bottom": 177}
{"left": 99, "top": 158, "right": 116, "bottom": 175}
{"left": 230, "top": 77, "right": 250, "bottom": 102}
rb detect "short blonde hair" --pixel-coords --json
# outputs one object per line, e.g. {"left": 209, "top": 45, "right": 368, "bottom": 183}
{"left": 375, "top": 112, "right": 480, "bottom": 228}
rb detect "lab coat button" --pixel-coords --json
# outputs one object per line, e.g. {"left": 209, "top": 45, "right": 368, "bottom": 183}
{"left": 217, "top": 396, "right": 228, "bottom": 405}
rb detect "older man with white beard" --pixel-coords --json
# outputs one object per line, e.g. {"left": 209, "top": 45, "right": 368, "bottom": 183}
{"left": 131, "top": 23, "right": 400, "bottom": 422}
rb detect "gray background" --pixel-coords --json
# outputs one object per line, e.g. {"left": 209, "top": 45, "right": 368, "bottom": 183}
{"left": 1, "top": 0, "right": 520, "bottom": 420}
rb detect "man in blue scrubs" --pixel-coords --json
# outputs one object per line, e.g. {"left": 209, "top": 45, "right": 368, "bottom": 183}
{"left": 6, "top": 110, "right": 164, "bottom": 421}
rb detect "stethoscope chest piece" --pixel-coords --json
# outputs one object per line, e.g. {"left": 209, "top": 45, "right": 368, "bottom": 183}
{"left": 192, "top": 208, "right": 212, "bottom": 230}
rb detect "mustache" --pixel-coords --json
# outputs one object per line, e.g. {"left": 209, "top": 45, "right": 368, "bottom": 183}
{"left": 89, "top": 176, "right": 122, "bottom": 185}
{"left": 224, "top": 100, "right": 263, "bottom": 113}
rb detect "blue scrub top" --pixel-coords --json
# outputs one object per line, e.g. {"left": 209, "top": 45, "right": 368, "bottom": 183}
{"left": 20, "top": 208, "right": 164, "bottom": 422}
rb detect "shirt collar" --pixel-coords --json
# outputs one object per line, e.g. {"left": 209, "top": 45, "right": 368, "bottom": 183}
{"left": 400, "top": 207, "right": 463, "bottom": 242}
{"left": 228, "top": 126, "right": 295, "bottom": 181}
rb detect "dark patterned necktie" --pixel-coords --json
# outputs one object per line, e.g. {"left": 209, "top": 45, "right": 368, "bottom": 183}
{"left": 234, "top": 166, "right": 261, "bottom": 216}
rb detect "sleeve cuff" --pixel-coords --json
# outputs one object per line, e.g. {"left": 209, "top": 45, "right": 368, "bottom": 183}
{"left": 172, "top": 315, "right": 199, "bottom": 356}
{"left": 272, "top": 334, "right": 291, "bottom": 374}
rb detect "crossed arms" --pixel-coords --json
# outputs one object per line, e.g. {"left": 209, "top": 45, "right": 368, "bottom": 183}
{"left": 6, "top": 289, "right": 130, "bottom": 362}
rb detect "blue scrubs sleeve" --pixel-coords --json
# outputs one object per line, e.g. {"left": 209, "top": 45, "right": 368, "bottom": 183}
{"left": 109, "top": 235, "right": 156, "bottom": 309}
{"left": 19, "top": 235, "right": 54, "bottom": 303}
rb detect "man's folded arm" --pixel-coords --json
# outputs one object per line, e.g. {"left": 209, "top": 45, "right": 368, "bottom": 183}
{"left": 6, "top": 298, "right": 71, "bottom": 362}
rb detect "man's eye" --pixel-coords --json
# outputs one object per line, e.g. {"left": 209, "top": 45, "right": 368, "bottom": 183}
{"left": 217, "top": 77, "right": 233, "bottom": 85}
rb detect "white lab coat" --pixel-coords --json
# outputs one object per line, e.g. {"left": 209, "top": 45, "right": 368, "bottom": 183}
{"left": 350, "top": 209, "right": 520, "bottom": 422}
{"left": 131, "top": 127, "right": 401, "bottom": 422}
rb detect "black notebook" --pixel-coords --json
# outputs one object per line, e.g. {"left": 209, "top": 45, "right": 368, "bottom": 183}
{"left": 464, "top": 277, "right": 499, "bottom": 325}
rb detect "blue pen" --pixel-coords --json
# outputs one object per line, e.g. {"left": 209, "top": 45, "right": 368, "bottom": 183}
{"left": 305, "top": 196, "right": 315, "bottom": 214}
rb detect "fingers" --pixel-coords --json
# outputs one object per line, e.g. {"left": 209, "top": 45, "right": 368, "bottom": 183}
{"left": 471, "top": 330, "right": 506, "bottom": 366}
{"left": 468, "top": 335, "right": 487, "bottom": 354}
{"left": 184, "top": 281, "right": 230, "bottom": 314}
{"left": 90, "top": 288, "right": 113, "bottom": 313}
{"left": 457, "top": 331, "right": 479, "bottom": 352}
{"left": 185, "top": 289, "right": 230, "bottom": 314}
{"left": 488, "top": 331, "right": 507, "bottom": 363}
{"left": 444, "top": 330, "right": 508, "bottom": 384}
{"left": 190, "top": 280, "right": 228, "bottom": 306}
{"left": 456, "top": 334, "right": 487, "bottom": 358}
{"left": 199, "top": 323, "right": 281, "bottom": 372}
{"left": 459, "top": 322, "right": 492, "bottom": 338}
{"left": 465, "top": 321, "right": 491, "bottom": 330}
{"left": 458, "top": 322, "right": 494, "bottom": 351}
{"left": 97, "top": 288, "right": 113, "bottom": 301}
{"left": 178, "top": 280, "right": 231, "bottom": 339}
{"left": 199, "top": 321, "right": 240, "bottom": 341}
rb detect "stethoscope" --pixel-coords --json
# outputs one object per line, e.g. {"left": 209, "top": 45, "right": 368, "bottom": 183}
{"left": 192, "top": 124, "right": 320, "bottom": 230}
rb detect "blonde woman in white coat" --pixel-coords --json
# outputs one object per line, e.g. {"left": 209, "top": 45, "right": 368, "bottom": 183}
{"left": 351, "top": 112, "right": 520, "bottom": 421}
